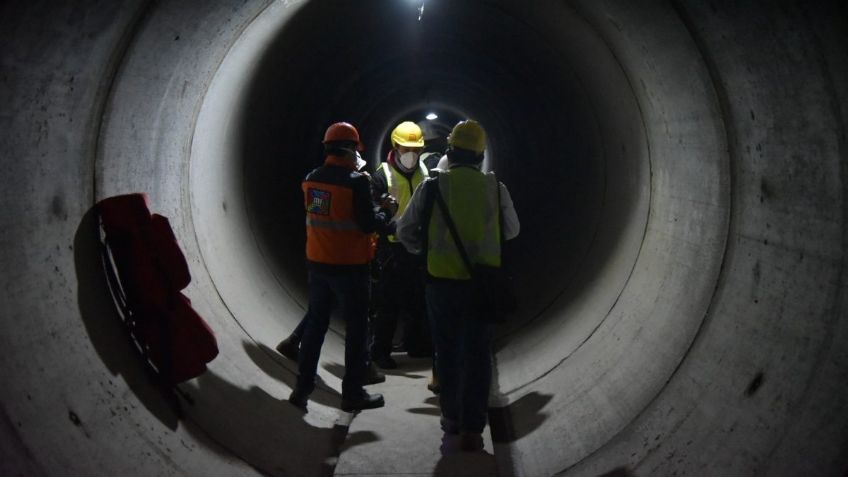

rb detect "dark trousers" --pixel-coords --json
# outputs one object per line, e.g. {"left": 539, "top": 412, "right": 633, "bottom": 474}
{"left": 297, "top": 268, "right": 370, "bottom": 397}
{"left": 371, "top": 243, "right": 430, "bottom": 358}
{"left": 426, "top": 279, "right": 493, "bottom": 434}
{"left": 292, "top": 314, "right": 306, "bottom": 339}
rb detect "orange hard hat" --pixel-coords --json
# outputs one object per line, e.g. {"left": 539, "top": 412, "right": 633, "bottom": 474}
{"left": 323, "top": 122, "right": 364, "bottom": 151}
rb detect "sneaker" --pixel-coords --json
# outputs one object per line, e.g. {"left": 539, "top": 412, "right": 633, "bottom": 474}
{"left": 365, "top": 362, "right": 386, "bottom": 385}
{"left": 459, "top": 433, "right": 484, "bottom": 452}
{"left": 341, "top": 390, "right": 385, "bottom": 412}
{"left": 288, "top": 388, "right": 309, "bottom": 410}
{"left": 372, "top": 355, "right": 397, "bottom": 370}
{"left": 276, "top": 336, "right": 300, "bottom": 362}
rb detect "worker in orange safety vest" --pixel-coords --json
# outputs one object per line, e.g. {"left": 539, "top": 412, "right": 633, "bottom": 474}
{"left": 288, "top": 122, "right": 397, "bottom": 412}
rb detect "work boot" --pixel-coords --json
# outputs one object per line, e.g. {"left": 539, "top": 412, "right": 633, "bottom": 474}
{"left": 288, "top": 387, "right": 310, "bottom": 410}
{"left": 365, "top": 362, "right": 386, "bottom": 385}
{"left": 341, "top": 390, "right": 385, "bottom": 412}
{"left": 276, "top": 335, "right": 300, "bottom": 362}
{"left": 372, "top": 355, "right": 397, "bottom": 370}
{"left": 459, "top": 433, "right": 484, "bottom": 452}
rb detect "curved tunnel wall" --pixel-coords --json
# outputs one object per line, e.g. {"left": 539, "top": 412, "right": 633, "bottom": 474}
{"left": 2, "top": 1, "right": 847, "bottom": 476}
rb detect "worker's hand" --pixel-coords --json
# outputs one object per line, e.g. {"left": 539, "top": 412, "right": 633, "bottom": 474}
{"left": 380, "top": 194, "right": 399, "bottom": 217}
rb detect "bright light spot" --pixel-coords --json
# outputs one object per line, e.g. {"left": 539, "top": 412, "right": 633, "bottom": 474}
{"left": 425, "top": 112, "right": 438, "bottom": 120}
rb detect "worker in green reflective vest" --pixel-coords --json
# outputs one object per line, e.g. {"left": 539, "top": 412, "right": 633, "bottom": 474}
{"left": 369, "top": 121, "right": 432, "bottom": 369}
{"left": 395, "top": 119, "right": 520, "bottom": 453}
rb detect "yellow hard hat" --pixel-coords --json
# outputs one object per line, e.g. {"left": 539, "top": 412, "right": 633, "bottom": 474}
{"left": 390, "top": 121, "right": 425, "bottom": 148}
{"left": 448, "top": 120, "right": 486, "bottom": 154}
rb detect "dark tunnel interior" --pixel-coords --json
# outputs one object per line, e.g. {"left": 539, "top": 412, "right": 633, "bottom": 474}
{"left": 240, "top": 0, "right": 636, "bottom": 343}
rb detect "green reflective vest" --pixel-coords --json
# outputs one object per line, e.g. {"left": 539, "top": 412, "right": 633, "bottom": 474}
{"left": 382, "top": 161, "right": 428, "bottom": 242}
{"left": 427, "top": 167, "right": 501, "bottom": 279}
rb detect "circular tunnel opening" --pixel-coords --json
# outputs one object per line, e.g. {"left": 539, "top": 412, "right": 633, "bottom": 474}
{"left": 236, "top": 0, "right": 646, "bottom": 354}
{"left": 183, "top": 0, "right": 728, "bottom": 470}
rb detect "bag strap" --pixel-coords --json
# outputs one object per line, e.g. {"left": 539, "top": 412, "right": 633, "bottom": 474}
{"left": 433, "top": 186, "right": 476, "bottom": 277}
{"left": 495, "top": 181, "right": 503, "bottom": 248}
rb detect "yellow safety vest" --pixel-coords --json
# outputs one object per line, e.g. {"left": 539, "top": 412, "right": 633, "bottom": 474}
{"left": 382, "top": 161, "right": 428, "bottom": 242}
{"left": 427, "top": 168, "right": 501, "bottom": 279}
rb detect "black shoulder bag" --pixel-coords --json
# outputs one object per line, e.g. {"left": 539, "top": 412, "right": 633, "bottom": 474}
{"left": 433, "top": 182, "right": 517, "bottom": 323}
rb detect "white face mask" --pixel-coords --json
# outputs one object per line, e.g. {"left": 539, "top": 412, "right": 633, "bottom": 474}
{"left": 398, "top": 151, "right": 420, "bottom": 170}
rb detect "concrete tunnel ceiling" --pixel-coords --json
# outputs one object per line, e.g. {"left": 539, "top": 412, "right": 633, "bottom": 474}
{"left": 1, "top": 0, "right": 847, "bottom": 476}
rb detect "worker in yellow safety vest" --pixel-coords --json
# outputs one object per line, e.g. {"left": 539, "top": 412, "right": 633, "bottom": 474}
{"left": 369, "top": 121, "right": 432, "bottom": 369}
{"left": 395, "top": 120, "right": 520, "bottom": 453}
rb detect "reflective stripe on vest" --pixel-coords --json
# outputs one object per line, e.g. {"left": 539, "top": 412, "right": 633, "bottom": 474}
{"left": 382, "top": 161, "right": 428, "bottom": 242}
{"left": 305, "top": 216, "right": 360, "bottom": 231}
{"left": 303, "top": 180, "right": 372, "bottom": 265}
{"left": 427, "top": 168, "right": 501, "bottom": 280}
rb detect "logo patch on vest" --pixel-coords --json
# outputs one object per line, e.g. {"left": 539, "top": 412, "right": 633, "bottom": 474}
{"left": 307, "top": 188, "right": 331, "bottom": 215}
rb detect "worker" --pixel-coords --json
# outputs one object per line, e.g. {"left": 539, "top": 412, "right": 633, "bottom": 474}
{"left": 369, "top": 121, "right": 432, "bottom": 369}
{"left": 394, "top": 119, "right": 520, "bottom": 453}
{"left": 417, "top": 120, "right": 446, "bottom": 171}
{"left": 275, "top": 151, "right": 386, "bottom": 385}
{"left": 288, "top": 122, "right": 397, "bottom": 412}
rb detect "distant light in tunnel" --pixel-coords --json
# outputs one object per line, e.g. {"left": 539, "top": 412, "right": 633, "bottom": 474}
{"left": 400, "top": 0, "right": 426, "bottom": 21}
{"left": 425, "top": 112, "right": 438, "bottom": 120}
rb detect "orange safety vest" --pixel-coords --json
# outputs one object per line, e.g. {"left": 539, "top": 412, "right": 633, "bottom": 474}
{"left": 303, "top": 157, "right": 374, "bottom": 265}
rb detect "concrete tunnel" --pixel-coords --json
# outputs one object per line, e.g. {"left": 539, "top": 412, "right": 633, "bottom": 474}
{"left": 2, "top": 0, "right": 847, "bottom": 475}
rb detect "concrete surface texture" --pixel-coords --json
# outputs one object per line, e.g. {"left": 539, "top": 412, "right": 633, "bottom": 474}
{"left": 1, "top": 0, "right": 846, "bottom": 476}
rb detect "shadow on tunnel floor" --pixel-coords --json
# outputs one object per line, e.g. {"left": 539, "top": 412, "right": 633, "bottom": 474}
{"left": 406, "top": 394, "right": 442, "bottom": 418}
{"left": 245, "top": 341, "right": 343, "bottom": 409}
{"left": 487, "top": 389, "right": 553, "bottom": 476}
{"left": 73, "top": 206, "right": 180, "bottom": 430}
{"left": 322, "top": 353, "right": 431, "bottom": 382}
{"left": 491, "top": 391, "right": 553, "bottom": 444}
{"left": 183, "top": 359, "right": 378, "bottom": 476}
{"left": 433, "top": 449, "right": 499, "bottom": 476}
